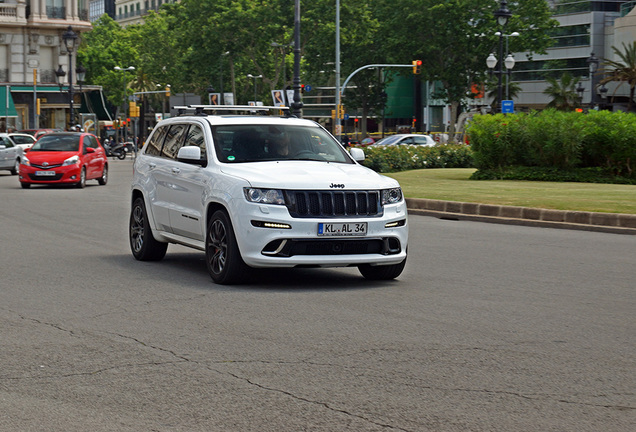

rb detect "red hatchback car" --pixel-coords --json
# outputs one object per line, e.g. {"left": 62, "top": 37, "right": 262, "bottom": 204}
{"left": 19, "top": 132, "right": 108, "bottom": 189}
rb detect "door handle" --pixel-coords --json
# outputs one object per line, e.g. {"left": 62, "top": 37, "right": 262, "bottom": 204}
{"left": 172, "top": 167, "right": 181, "bottom": 174}
{"left": 149, "top": 163, "right": 156, "bottom": 169}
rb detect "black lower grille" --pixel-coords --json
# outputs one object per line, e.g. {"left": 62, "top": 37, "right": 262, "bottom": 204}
{"left": 262, "top": 237, "right": 401, "bottom": 257}
{"left": 286, "top": 190, "right": 381, "bottom": 218}
{"left": 28, "top": 173, "right": 63, "bottom": 181}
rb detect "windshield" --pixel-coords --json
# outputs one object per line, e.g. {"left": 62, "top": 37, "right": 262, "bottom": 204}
{"left": 212, "top": 124, "right": 353, "bottom": 164}
{"left": 374, "top": 136, "right": 401, "bottom": 146}
{"left": 30, "top": 134, "right": 80, "bottom": 152}
{"left": 10, "top": 135, "right": 36, "bottom": 145}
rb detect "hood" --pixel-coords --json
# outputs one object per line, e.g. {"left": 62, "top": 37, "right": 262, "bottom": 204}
{"left": 25, "top": 151, "right": 78, "bottom": 164}
{"left": 220, "top": 161, "right": 399, "bottom": 190}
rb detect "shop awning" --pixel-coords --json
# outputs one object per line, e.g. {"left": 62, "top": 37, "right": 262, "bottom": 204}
{"left": 0, "top": 86, "right": 18, "bottom": 117}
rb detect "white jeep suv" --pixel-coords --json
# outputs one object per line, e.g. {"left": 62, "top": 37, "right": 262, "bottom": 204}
{"left": 130, "top": 106, "right": 408, "bottom": 284}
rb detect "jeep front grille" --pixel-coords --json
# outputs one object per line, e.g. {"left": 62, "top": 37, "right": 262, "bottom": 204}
{"left": 285, "top": 190, "right": 381, "bottom": 218}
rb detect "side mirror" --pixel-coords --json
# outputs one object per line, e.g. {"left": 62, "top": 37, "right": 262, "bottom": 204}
{"left": 0, "top": 144, "right": 5, "bottom": 150}
{"left": 86, "top": 147, "right": 96, "bottom": 153}
{"left": 349, "top": 147, "right": 365, "bottom": 162}
{"left": 177, "top": 145, "right": 206, "bottom": 166}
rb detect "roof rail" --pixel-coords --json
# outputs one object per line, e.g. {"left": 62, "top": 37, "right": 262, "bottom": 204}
{"left": 172, "top": 105, "right": 292, "bottom": 117}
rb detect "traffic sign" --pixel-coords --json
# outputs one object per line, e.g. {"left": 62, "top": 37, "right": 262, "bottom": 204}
{"left": 344, "top": 113, "right": 349, "bottom": 121}
{"left": 502, "top": 100, "right": 514, "bottom": 114}
{"left": 304, "top": 84, "right": 312, "bottom": 92}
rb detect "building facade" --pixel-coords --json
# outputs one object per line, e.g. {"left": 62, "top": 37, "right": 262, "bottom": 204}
{"left": 114, "top": 0, "right": 177, "bottom": 27}
{"left": 513, "top": 0, "right": 636, "bottom": 110}
{"left": 0, "top": 0, "right": 94, "bottom": 131}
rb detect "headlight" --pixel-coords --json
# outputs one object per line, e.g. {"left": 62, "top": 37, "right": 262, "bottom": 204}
{"left": 62, "top": 155, "right": 80, "bottom": 166}
{"left": 244, "top": 188, "right": 286, "bottom": 205}
{"left": 21, "top": 156, "right": 31, "bottom": 166}
{"left": 382, "top": 187, "right": 403, "bottom": 205}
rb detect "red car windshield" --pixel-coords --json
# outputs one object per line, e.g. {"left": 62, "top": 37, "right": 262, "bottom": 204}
{"left": 30, "top": 135, "right": 80, "bottom": 152}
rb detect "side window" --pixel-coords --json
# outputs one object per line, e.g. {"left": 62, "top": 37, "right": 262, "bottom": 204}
{"left": 413, "top": 136, "right": 428, "bottom": 145}
{"left": 183, "top": 124, "right": 207, "bottom": 160}
{"left": 85, "top": 135, "right": 98, "bottom": 149}
{"left": 2, "top": 137, "right": 13, "bottom": 148}
{"left": 161, "top": 124, "right": 187, "bottom": 160}
{"left": 145, "top": 126, "right": 168, "bottom": 156}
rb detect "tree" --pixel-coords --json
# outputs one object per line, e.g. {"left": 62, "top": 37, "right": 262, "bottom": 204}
{"left": 374, "top": 0, "right": 557, "bottom": 138}
{"left": 600, "top": 41, "right": 636, "bottom": 112}
{"left": 543, "top": 72, "right": 581, "bottom": 110}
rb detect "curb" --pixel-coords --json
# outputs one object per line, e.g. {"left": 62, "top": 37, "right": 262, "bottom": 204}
{"left": 406, "top": 198, "right": 636, "bottom": 235}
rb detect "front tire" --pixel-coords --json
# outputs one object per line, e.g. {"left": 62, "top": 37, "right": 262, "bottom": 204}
{"left": 76, "top": 167, "right": 86, "bottom": 188}
{"left": 129, "top": 197, "right": 168, "bottom": 261}
{"left": 206, "top": 210, "right": 249, "bottom": 284}
{"left": 358, "top": 258, "right": 406, "bottom": 281}
{"left": 98, "top": 164, "right": 108, "bottom": 185}
{"left": 21, "top": 182, "right": 30, "bottom": 189}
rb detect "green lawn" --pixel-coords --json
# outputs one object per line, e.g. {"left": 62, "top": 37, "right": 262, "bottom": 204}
{"left": 386, "top": 168, "right": 636, "bottom": 214}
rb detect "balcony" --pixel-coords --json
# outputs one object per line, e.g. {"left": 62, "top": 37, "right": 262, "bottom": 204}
{"left": 0, "top": 2, "right": 27, "bottom": 25}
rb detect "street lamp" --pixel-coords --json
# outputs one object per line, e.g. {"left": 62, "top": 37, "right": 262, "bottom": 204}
{"left": 491, "top": 1, "right": 512, "bottom": 112}
{"left": 114, "top": 66, "right": 135, "bottom": 142}
{"left": 246, "top": 74, "right": 262, "bottom": 103}
{"left": 157, "top": 84, "right": 171, "bottom": 118}
{"left": 576, "top": 81, "right": 585, "bottom": 106}
{"left": 219, "top": 51, "right": 230, "bottom": 104}
{"left": 587, "top": 52, "right": 600, "bottom": 109}
{"left": 62, "top": 26, "right": 78, "bottom": 128}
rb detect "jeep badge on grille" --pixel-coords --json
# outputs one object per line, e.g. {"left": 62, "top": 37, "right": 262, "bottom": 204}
{"left": 329, "top": 183, "right": 345, "bottom": 188}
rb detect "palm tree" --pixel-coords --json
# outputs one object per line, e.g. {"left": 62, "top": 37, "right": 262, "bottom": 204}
{"left": 543, "top": 72, "right": 581, "bottom": 111}
{"left": 599, "top": 42, "right": 636, "bottom": 112}
{"left": 485, "top": 76, "right": 522, "bottom": 111}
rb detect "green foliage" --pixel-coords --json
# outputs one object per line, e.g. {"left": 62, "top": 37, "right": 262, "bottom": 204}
{"left": 600, "top": 42, "right": 636, "bottom": 112}
{"left": 543, "top": 72, "right": 582, "bottom": 110}
{"left": 360, "top": 144, "right": 473, "bottom": 173}
{"left": 467, "top": 110, "right": 636, "bottom": 179}
{"left": 471, "top": 166, "right": 636, "bottom": 185}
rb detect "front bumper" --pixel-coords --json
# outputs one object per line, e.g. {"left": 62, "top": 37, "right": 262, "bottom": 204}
{"left": 232, "top": 200, "right": 409, "bottom": 268}
{"left": 19, "top": 164, "right": 82, "bottom": 185}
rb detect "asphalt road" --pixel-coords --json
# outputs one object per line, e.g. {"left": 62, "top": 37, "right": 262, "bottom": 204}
{"left": 1, "top": 160, "right": 634, "bottom": 431}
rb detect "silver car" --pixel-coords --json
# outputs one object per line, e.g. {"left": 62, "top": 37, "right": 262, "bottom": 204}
{"left": 0, "top": 134, "right": 24, "bottom": 175}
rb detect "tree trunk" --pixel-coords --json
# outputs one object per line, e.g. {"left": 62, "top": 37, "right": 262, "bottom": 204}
{"left": 448, "top": 101, "right": 459, "bottom": 142}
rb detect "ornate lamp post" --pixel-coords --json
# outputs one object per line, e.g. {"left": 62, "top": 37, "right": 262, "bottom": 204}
{"left": 587, "top": 52, "right": 600, "bottom": 109}
{"left": 62, "top": 26, "right": 78, "bottom": 128}
{"left": 491, "top": 1, "right": 512, "bottom": 112}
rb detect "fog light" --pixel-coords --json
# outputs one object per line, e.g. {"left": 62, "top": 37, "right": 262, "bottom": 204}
{"left": 251, "top": 220, "right": 291, "bottom": 229}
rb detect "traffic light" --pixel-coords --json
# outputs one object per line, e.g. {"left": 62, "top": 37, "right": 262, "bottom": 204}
{"left": 165, "top": 86, "right": 170, "bottom": 97}
{"left": 129, "top": 101, "right": 137, "bottom": 117}
{"left": 412, "top": 59, "right": 422, "bottom": 74}
{"left": 300, "top": 84, "right": 305, "bottom": 94}
{"left": 36, "top": 98, "right": 41, "bottom": 115}
{"left": 337, "top": 104, "right": 345, "bottom": 119}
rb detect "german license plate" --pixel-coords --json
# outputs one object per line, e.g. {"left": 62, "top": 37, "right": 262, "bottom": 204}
{"left": 318, "top": 222, "right": 367, "bottom": 236}
{"left": 35, "top": 171, "right": 56, "bottom": 176}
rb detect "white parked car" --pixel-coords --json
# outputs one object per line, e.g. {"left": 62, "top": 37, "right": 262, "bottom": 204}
{"left": 7, "top": 133, "right": 36, "bottom": 151}
{"left": 130, "top": 106, "right": 408, "bottom": 284}
{"left": 371, "top": 134, "right": 436, "bottom": 147}
{"left": 0, "top": 134, "right": 30, "bottom": 175}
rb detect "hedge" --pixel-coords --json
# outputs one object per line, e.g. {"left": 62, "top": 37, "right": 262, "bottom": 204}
{"left": 466, "top": 109, "right": 636, "bottom": 178}
{"left": 359, "top": 144, "right": 474, "bottom": 173}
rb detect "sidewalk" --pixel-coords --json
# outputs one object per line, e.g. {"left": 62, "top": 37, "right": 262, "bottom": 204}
{"left": 407, "top": 198, "right": 636, "bottom": 235}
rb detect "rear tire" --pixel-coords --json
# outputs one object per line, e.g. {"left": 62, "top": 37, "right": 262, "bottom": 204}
{"left": 10, "top": 158, "right": 19, "bottom": 175}
{"left": 129, "top": 197, "right": 168, "bottom": 261}
{"left": 358, "top": 258, "right": 406, "bottom": 281}
{"left": 117, "top": 151, "right": 126, "bottom": 160}
{"left": 206, "top": 210, "right": 249, "bottom": 284}
{"left": 98, "top": 164, "right": 108, "bottom": 185}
